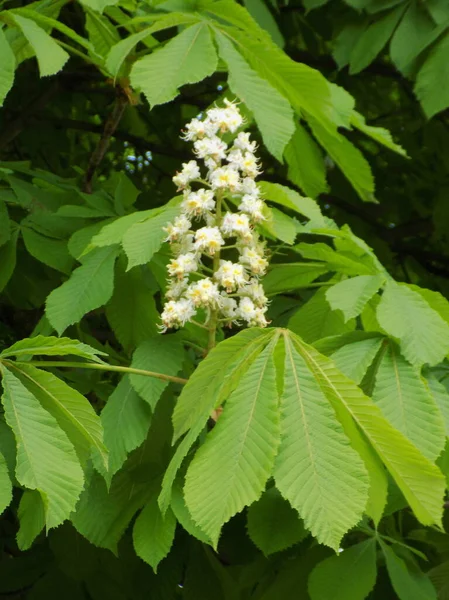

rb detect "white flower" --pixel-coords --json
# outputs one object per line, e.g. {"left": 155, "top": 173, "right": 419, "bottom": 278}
{"left": 193, "top": 136, "right": 227, "bottom": 161}
{"left": 238, "top": 195, "right": 265, "bottom": 222}
{"left": 233, "top": 132, "right": 257, "bottom": 153}
{"left": 204, "top": 157, "right": 219, "bottom": 172}
{"left": 166, "top": 278, "right": 188, "bottom": 300}
{"left": 219, "top": 294, "right": 238, "bottom": 320}
{"left": 209, "top": 165, "right": 241, "bottom": 191}
{"left": 214, "top": 260, "right": 247, "bottom": 292}
{"left": 182, "top": 117, "right": 218, "bottom": 141}
{"left": 163, "top": 214, "right": 191, "bottom": 241}
{"left": 160, "top": 298, "right": 197, "bottom": 331}
{"left": 221, "top": 212, "right": 252, "bottom": 240}
{"left": 175, "top": 233, "right": 195, "bottom": 254}
{"left": 207, "top": 100, "right": 243, "bottom": 133}
{"left": 239, "top": 246, "right": 268, "bottom": 275}
{"left": 167, "top": 252, "right": 198, "bottom": 278}
{"left": 181, "top": 189, "right": 215, "bottom": 217}
{"left": 186, "top": 278, "right": 221, "bottom": 308}
{"left": 238, "top": 279, "right": 268, "bottom": 307}
{"left": 172, "top": 160, "right": 201, "bottom": 189}
{"left": 241, "top": 152, "right": 260, "bottom": 178}
{"left": 240, "top": 177, "right": 260, "bottom": 196}
{"left": 227, "top": 149, "right": 245, "bottom": 170}
{"left": 194, "top": 226, "right": 224, "bottom": 255}
{"left": 237, "top": 297, "right": 268, "bottom": 327}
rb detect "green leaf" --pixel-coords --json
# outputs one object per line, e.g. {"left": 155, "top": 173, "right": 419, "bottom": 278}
{"left": 308, "top": 117, "right": 375, "bottom": 202}
{"left": 426, "top": 375, "right": 449, "bottom": 436}
{"left": 46, "top": 246, "right": 118, "bottom": 335}
{"left": 0, "top": 28, "right": 15, "bottom": 107}
{"left": 133, "top": 493, "right": 176, "bottom": 572}
{"left": 349, "top": 5, "right": 406, "bottom": 74}
{"left": 243, "top": 0, "right": 284, "bottom": 46}
{"left": 79, "top": 0, "right": 119, "bottom": 13}
{"left": 16, "top": 490, "right": 45, "bottom": 550}
{"left": 90, "top": 210, "right": 153, "bottom": 248}
{"left": 263, "top": 263, "right": 328, "bottom": 295}
{"left": 106, "top": 13, "right": 201, "bottom": 78}
{"left": 0, "top": 366, "right": 84, "bottom": 529}
{"left": 130, "top": 23, "right": 218, "bottom": 108}
{"left": 292, "top": 334, "right": 445, "bottom": 528}
{"left": 122, "top": 205, "right": 179, "bottom": 270}
{"left": 0, "top": 199, "right": 10, "bottom": 247}
{"left": 170, "top": 477, "right": 211, "bottom": 544}
{"left": 390, "top": 2, "right": 436, "bottom": 74}
{"left": 308, "top": 539, "right": 377, "bottom": 600}
{"left": 85, "top": 8, "right": 120, "bottom": 58}
{"left": 247, "top": 487, "right": 307, "bottom": 555}
{"left": 372, "top": 343, "right": 445, "bottom": 461}
{"left": 215, "top": 31, "right": 294, "bottom": 161}
{"left": 0, "top": 229, "right": 18, "bottom": 292}
{"left": 1, "top": 334, "right": 107, "bottom": 362}
{"left": 295, "top": 242, "right": 377, "bottom": 276}
{"left": 273, "top": 334, "right": 369, "bottom": 550}
{"left": 106, "top": 261, "right": 159, "bottom": 353}
{"left": 259, "top": 181, "right": 325, "bottom": 224}
{"left": 289, "top": 287, "right": 356, "bottom": 343}
{"left": 284, "top": 123, "right": 329, "bottom": 198}
{"left": 21, "top": 227, "right": 74, "bottom": 274}
{"left": 326, "top": 274, "right": 385, "bottom": 322}
{"left": 380, "top": 541, "right": 437, "bottom": 600}
{"left": 351, "top": 111, "right": 408, "bottom": 156}
{"left": 0, "top": 449, "right": 12, "bottom": 517}
{"left": 10, "top": 14, "right": 69, "bottom": 77}
{"left": 130, "top": 336, "right": 184, "bottom": 410}
{"left": 184, "top": 337, "right": 281, "bottom": 547}
{"left": 99, "top": 376, "right": 152, "bottom": 483}
{"left": 159, "top": 329, "right": 273, "bottom": 512}
{"left": 12, "top": 363, "right": 108, "bottom": 470}
{"left": 262, "top": 206, "right": 297, "bottom": 244}
{"left": 330, "top": 337, "right": 384, "bottom": 384}
{"left": 376, "top": 281, "right": 449, "bottom": 367}
{"left": 415, "top": 30, "right": 449, "bottom": 119}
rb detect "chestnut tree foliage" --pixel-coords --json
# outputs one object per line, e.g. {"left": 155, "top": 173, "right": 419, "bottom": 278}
{"left": 1, "top": 0, "right": 449, "bottom": 597}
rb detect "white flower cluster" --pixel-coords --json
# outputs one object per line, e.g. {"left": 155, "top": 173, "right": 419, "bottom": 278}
{"left": 161, "top": 100, "right": 269, "bottom": 332}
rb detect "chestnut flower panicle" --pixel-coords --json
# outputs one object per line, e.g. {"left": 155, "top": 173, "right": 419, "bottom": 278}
{"left": 161, "top": 100, "right": 269, "bottom": 333}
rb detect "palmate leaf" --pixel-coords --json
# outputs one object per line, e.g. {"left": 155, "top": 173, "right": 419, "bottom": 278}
{"left": 308, "top": 539, "right": 377, "bottom": 600}
{"left": 263, "top": 263, "right": 327, "bottom": 296}
{"left": 259, "top": 181, "right": 325, "bottom": 225}
{"left": 159, "top": 329, "right": 273, "bottom": 512}
{"left": 415, "top": 30, "right": 449, "bottom": 119}
{"left": 0, "top": 28, "right": 15, "bottom": 107}
{"left": 377, "top": 280, "right": 449, "bottom": 367}
{"left": 90, "top": 210, "right": 153, "bottom": 248}
{"left": 246, "top": 487, "right": 307, "bottom": 556}
{"left": 372, "top": 343, "right": 446, "bottom": 461}
{"left": 325, "top": 274, "right": 385, "bottom": 322}
{"left": 0, "top": 334, "right": 107, "bottom": 363}
{"left": 184, "top": 336, "right": 281, "bottom": 547}
{"left": 273, "top": 333, "right": 369, "bottom": 550}
{"left": 426, "top": 375, "right": 449, "bottom": 436}
{"left": 215, "top": 31, "right": 294, "bottom": 161}
{"left": 11, "top": 363, "right": 108, "bottom": 470}
{"left": 330, "top": 337, "right": 384, "bottom": 385}
{"left": 291, "top": 333, "right": 445, "bottom": 528}
{"left": 16, "top": 490, "right": 45, "bottom": 550}
{"left": 0, "top": 366, "right": 84, "bottom": 529}
{"left": 130, "top": 23, "right": 218, "bottom": 108}
{"left": 0, "top": 449, "right": 12, "bottom": 517}
{"left": 46, "top": 246, "right": 119, "bottom": 335}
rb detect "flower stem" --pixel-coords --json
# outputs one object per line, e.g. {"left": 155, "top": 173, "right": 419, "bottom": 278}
{"left": 9, "top": 360, "right": 188, "bottom": 385}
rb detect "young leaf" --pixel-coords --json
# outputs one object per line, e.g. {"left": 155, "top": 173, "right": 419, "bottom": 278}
{"left": 376, "top": 280, "right": 449, "bottom": 367}
{"left": 0, "top": 28, "right": 15, "bottom": 107}
{"left": 325, "top": 274, "right": 385, "bottom": 322}
{"left": 46, "top": 246, "right": 118, "bottom": 335}
{"left": 122, "top": 205, "right": 179, "bottom": 269}
{"left": 16, "top": 490, "right": 45, "bottom": 550}
{"left": 99, "top": 376, "right": 152, "bottom": 483}
{"left": 133, "top": 494, "right": 177, "bottom": 572}
{"left": 273, "top": 333, "right": 369, "bottom": 550}
{"left": 159, "top": 329, "right": 273, "bottom": 512}
{"left": 215, "top": 31, "right": 294, "bottom": 161}
{"left": 10, "top": 14, "right": 69, "bottom": 77}
{"left": 308, "top": 539, "right": 377, "bottom": 600}
{"left": 11, "top": 363, "right": 108, "bottom": 470}
{"left": 0, "top": 449, "right": 12, "bottom": 517}
{"left": 372, "top": 343, "right": 445, "bottom": 461}
{"left": 380, "top": 541, "right": 438, "bottom": 600}
{"left": 284, "top": 123, "right": 329, "bottom": 198}
{"left": 1, "top": 334, "right": 107, "bottom": 362}
{"left": 184, "top": 337, "right": 281, "bottom": 547}
{"left": 130, "top": 23, "right": 218, "bottom": 108}
{"left": 331, "top": 337, "right": 384, "bottom": 384}
{"left": 247, "top": 487, "right": 307, "bottom": 556}
{"left": 130, "top": 336, "right": 184, "bottom": 410}
{"left": 289, "top": 287, "right": 356, "bottom": 343}
{"left": 0, "top": 366, "right": 84, "bottom": 529}
{"left": 291, "top": 333, "right": 445, "bottom": 528}
{"left": 105, "top": 262, "right": 159, "bottom": 352}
